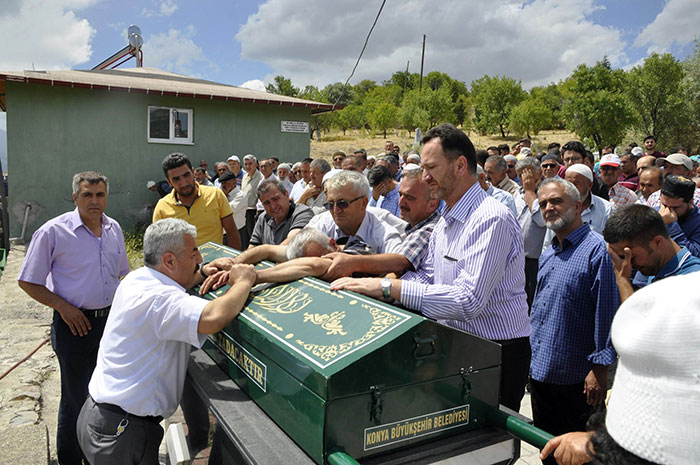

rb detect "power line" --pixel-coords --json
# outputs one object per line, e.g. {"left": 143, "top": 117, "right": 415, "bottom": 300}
{"left": 332, "top": 0, "right": 386, "bottom": 108}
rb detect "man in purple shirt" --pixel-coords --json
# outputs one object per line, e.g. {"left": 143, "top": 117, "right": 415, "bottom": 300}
{"left": 331, "top": 124, "right": 531, "bottom": 412}
{"left": 18, "top": 171, "right": 129, "bottom": 465}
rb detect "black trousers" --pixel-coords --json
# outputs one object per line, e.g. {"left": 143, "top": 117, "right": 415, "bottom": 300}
{"left": 493, "top": 336, "right": 531, "bottom": 412}
{"left": 524, "top": 257, "right": 539, "bottom": 312}
{"left": 240, "top": 209, "right": 257, "bottom": 249}
{"left": 530, "top": 379, "right": 601, "bottom": 465}
{"left": 50, "top": 310, "right": 107, "bottom": 465}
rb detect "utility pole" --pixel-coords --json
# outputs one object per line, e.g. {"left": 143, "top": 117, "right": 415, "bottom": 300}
{"left": 402, "top": 60, "right": 409, "bottom": 94}
{"left": 419, "top": 34, "right": 426, "bottom": 91}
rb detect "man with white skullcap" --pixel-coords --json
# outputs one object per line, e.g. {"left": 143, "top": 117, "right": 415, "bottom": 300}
{"left": 540, "top": 270, "right": 700, "bottom": 465}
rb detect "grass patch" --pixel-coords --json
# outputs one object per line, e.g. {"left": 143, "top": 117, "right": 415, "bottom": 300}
{"left": 124, "top": 225, "right": 146, "bottom": 271}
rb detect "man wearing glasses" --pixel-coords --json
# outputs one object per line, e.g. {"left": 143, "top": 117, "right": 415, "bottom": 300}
{"left": 306, "top": 170, "right": 403, "bottom": 254}
{"left": 561, "top": 141, "right": 609, "bottom": 200}
{"left": 540, "top": 154, "right": 561, "bottom": 179}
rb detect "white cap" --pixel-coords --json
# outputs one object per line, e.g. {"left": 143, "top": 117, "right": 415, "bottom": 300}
{"left": 565, "top": 164, "right": 593, "bottom": 183}
{"left": 631, "top": 147, "right": 644, "bottom": 156}
{"left": 599, "top": 154, "right": 621, "bottom": 167}
{"left": 146, "top": 180, "right": 156, "bottom": 189}
{"left": 227, "top": 155, "right": 240, "bottom": 163}
{"left": 278, "top": 163, "right": 291, "bottom": 171}
{"left": 504, "top": 154, "right": 518, "bottom": 163}
{"left": 367, "top": 155, "right": 377, "bottom": 161}
{"left": 322, "top": 169, "right": 343, "bottom": 184}
{"left": 519, "top": 147, "right": 532, "bottom": 156}
{"left": 403, "top": 163, "right": 421, "bottom": 172}
{"left": 606, "top": 272, "right": 700, "bottom": 465}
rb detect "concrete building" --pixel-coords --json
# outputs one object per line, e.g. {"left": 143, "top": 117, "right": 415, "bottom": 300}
{"left": 0, "top": 67, "right": 333, "bottom": 237}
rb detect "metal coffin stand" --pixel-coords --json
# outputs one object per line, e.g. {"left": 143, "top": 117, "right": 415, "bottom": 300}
{"left": 194, "top": 242, "right": 524, "bottom": 464}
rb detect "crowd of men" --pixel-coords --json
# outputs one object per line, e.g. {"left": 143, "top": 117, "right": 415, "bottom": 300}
{"left": 17, "top": 127, "right": 700, "bottom": 465}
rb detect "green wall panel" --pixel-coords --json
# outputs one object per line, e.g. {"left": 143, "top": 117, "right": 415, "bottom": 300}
{"left": 6, "top": 81, "right": 312, "bottom": 236}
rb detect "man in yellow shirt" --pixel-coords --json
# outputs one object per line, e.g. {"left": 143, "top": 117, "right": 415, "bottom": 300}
{"left": 153, "top": 153, "right": 240, "bottom": 249}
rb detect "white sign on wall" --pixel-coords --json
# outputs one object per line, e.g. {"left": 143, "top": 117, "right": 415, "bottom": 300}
{"left": 280, "top": 121, "right": 310, "bottom": 133}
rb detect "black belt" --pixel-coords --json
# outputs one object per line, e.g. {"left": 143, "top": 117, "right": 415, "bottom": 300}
{"left": 94, "top": 398, "right": 163, "bottom": 425}
{"left": 81, "top": 306, "right": 111, "bottom": 318}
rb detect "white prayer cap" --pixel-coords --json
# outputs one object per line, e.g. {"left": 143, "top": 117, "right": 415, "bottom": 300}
{"left": 565, "top": 164, "right": 593, "bottom": 183}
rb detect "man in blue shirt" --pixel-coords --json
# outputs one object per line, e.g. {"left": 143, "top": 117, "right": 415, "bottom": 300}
{"left": 367, "top": 165, "right": 400, "bottom": 218}
{"left": 531, "top": 178, "right": 620, "bottom": 458}
{"left": 658, "top": 175, "right": 700, "bottom": 257}
{"left": 604, "top": 204, "right": 700, "bottom": 302}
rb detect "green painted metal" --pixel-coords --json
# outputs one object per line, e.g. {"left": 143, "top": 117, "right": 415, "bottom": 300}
{"left": 326, "top": 452, "right": 361, "bottom": 465}
{"left": 5, "top": 81, "right": 312, "bottom": 237}
{"left": 484, "top": 405, "right": 553, "bottom": 449}
{"left": 197, "top": 243, "right": 504, "bottom": 464}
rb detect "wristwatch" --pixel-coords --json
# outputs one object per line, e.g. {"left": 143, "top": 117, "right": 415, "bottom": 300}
{"left": 199, "top": 262, "right": 210, "bottom": 278}
{"left": 381, "top": 278, "right": 392, "bottom": 300}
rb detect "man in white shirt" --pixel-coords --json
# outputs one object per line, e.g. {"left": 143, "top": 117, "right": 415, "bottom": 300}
{"left": 289, "top": 158, "right": 312, "bottom": 202}
{"left": 76, "top": 218, "right": 255, "bottom": 465}
{"left": 219, "top": 172, "right": 247, "bottom": 238}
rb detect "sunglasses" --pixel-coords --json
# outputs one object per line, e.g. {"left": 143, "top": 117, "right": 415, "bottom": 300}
{"left": 507, "top": 164, "right": 516, "bottom": 168}
{"left": 324, "top": 195, "right": 364, "bottom": 211}
{"left": 542, "top": 163, "right": 558, "bottom": 169}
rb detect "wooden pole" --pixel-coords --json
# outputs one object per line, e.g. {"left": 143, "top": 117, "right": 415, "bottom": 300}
{"left": 419, "top": 34, "right": 426, "bottom": 91}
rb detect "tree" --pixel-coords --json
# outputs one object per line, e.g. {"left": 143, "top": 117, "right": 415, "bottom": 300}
{"left": 353, "top": 80, "right": 377, "bottom": 102}
{"left": 323, "top": 82, "right": 355, "bottom": 106}
{"left": 399, "top": 87, "right": 455, "bottom": 135}
{"left": 265, "top": 75, "right": 298, "bottom": 97}
{"left": 471, "top": 75, "right": 527, "bottom": 137}
{"left": 626, "top": 53, "right": 688, "bottom": 149}
{"left": 529, "top": 83, "right": 565, "bottom": 129}
{"left": 334, "top": 104, "right": 365, "bottom": 134}
{"left": 370, "top": 102, "right": 399, "bottom": 138}
{"left": 509, "top": 97, "right": 552, "bottom": 138}
{"left": 680, "top": 40, "right": 700, "bottom": 150}
{"left": 561, "top": 59, "right": 632, "bottom": 153}
{"left": 400, "top": 90, "right": 430, "bottom": 135}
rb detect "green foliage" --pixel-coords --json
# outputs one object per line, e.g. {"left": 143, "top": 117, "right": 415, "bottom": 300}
{"left": 265, "top": 75, "right": 299, "bottom": 97}
{"left": 561, "top": 60, "right": 632, "bottom": 153}
{"left": 626, "top": 53, "right": 688, "bottom": 149}
{"left": 682, "top": 40, "right": 700, "bottom": 151}
{"left": 123, "top": 227, "right": 145, "bottom": 270}
{"left": 399, "top": 87, "right": 455, "bottom": 134}
{"left": 323, "top": 82, "right": 355, "bottom": 106}
{"left": 509, "top": 97, "right": 552, "bottom": 137}
{"left": 369, "top": 102, "right": 399, "bottom": 138}
{"left": 353, "top": 80, "right": 377, "bottom": 102}
{"left": 529, "top": 83, "right": 565, "bottom": 128}
{"left": 471, "top": 75, "right": 527, "bottom": 137}
{"left": 334, "top": 104, "right": 365, "bottom": 134}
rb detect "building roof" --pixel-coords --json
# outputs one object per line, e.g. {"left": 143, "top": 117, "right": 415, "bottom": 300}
{"left": 0, "top": 67, "right": 338, "bottom": 114}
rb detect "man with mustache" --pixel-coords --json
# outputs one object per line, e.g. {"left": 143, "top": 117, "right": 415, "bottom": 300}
{"left": 530, "top": 178, "right": 620, "bottom": 464}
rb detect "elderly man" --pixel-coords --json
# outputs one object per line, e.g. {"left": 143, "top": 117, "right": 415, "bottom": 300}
{"left": 227, "top": 155, "right": 243, "bottom": 186}
{"left": 212, "top": 162, "right": 228, "bottom": 188}
{"left": 341, "top": 155, "right": 363, "bottom": 172}
{"left": 353, "top": 149, "right": 369, "bottom": 174}
{"left": 18, "top": 172, "right": 130, "bottom": 465}
{"left": 368, "top": 165, "right": 401, "bottom": 218}
{"left": 276, "top": 162, "right": 294, "bottom": 193}
{"left": 647, "top": 153, "right": 700, "bottom": 208}
{"left": 218, "top": 172, "right": 247, "bottom": 236}
{"left": 306, "top": 170, "right": 402, "bottom": 254}
{"left": 540, "top": 154, "right": 561, "bottom": 179}
{"left": 484, "top": 155, "right": 519, "bottom": 196}
{"left": 377, "top": 154, "right": 403, "bottom": 182}
{"left": 259, "top": 158, "right": 277, "bottom": 182}
{"left": 531, "top": 178, "right": 619, "bottom": 462}
{"left": 331, "top": 124, "right": 530, "bottom": 412}
{"left": 604, "top": 204, "right": 700, "bottom": 303}
{"left": 598, "top": 154, "right": 637, "bottom": 209}
{"left": 76, "top": 219, "right": 255, "bottom": 465}
{"left": 153, "top": 153, "right": 241, "bottom": 250}
{"left": 637, "top": 166, "right": 663, "bottom": 202}
{"left": 289, "top": 158, "right": 312, "bottom": 202}
{"left": 514, "top": 157, "right": 547, "bottom": 309}
{"left": 561, "top": 141, "right": 609, "bottom": 200}
{"left": 239, "top": 154, "right": 263, "bottom": 248}
{"left": 541, "top": 164, "right": 613, "bottom": 253}
{"left": 194, "top": 167, "right": 213, "bottom": 186}
{"left": 476, "top": 164, "right": 517, "bottom": 216}
{"left": 636, "top": 154, "right": 656, "bottom": 175}
{"left": 248, "top": 179, "right": 314, "bottom": 248}
{"left": 504, "top": 154, "right": 519, "bottom": 183}
{"left": 297, "top": 158, "right": 331, "bottom": 213}
{"left": 332, "top": 150, "right": 347, "bottom": 169}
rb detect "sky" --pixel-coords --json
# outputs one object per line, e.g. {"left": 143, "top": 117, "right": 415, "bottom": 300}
{"left": 0, "top": 0, "right": 699, "bottom": 133}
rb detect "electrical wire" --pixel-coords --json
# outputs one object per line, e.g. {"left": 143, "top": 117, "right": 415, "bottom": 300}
{"left": 332, "top": 0, "right": 387, "bottom": 109}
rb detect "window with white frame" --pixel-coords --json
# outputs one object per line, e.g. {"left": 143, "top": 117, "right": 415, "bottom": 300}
{"left": 148, "top": 106, "right": 193, "bottom": 144}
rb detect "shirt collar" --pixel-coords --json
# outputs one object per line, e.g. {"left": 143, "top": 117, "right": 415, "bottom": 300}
{"left": 68, "top": 207, "right": 110, "bottom": 232}
{"left": 172, "top": 183, "right": 200, "bottom": 206}
{"left": 144, "top": 266, "right": 186, "bottom": 291}
{"left": 654, "top": 247, "right": 693, "bottom": 281}
{"left": 440, "top": 182, "right": 486, "bottom": 225}
{"left": 496, "top": 177, "right": 510, "bottom": 190}
{"left": 406, "top": 209, "right": 440, "bottom": 234}
{"left": 335, "top": 210, "right": 371, "bottom": 239}
{"left": 552, "top": 223, "right": 591, "bottom": 251}
{"left": 265, "top": 201, "right": 296, "bottom": 226}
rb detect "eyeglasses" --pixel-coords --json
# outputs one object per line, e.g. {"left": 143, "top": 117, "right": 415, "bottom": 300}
{"left": 324, "top": 195, "right": 364, "bottom": 211}
{"left": 542, "top": 163, "right": 558, "bottom": 169}
{"left": 563, "top": 157, "right": 582, "bottom": 164}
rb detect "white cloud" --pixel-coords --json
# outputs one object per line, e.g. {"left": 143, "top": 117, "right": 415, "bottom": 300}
{"left": 236, "top": 0, "right": 627, "bottom": 89}
{"left": 239, "top": 79, "right": 267, "bottom": 92}
{"left": 633, "top": 0, "right": 700, "bottom": 54}
{"left": 0, "top": 0, "right": 96, "bottom": 70}
{"left": 141, "top": 0, "right": 178, "bottom": 18}
{"left": 142, "top": 26, "right": 218, "bottom": 76}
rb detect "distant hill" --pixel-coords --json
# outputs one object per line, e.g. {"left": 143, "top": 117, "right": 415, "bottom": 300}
{"left": 0, "top": 129, "right": 6, "bottom": 172}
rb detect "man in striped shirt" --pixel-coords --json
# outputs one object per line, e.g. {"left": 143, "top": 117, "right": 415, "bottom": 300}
{"left": 331, "top": 124, "right": 531, "bottom": 412}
